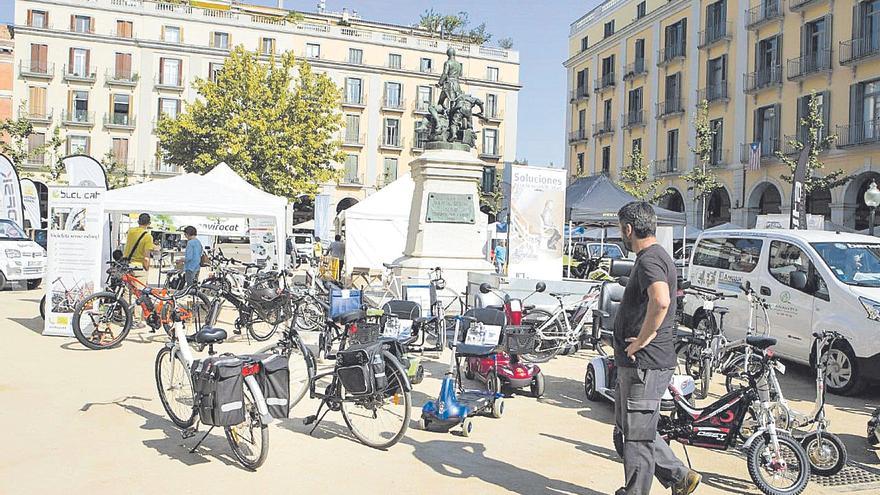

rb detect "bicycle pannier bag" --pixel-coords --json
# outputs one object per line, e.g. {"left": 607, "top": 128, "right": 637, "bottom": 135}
{"left": 336, "top": 342, "right": 387, "bottom": 396}
{"left": 255, "top": 353, "right": 290, "bottom": 419}
{"left": 190, "top": 356, "right": 245, "bottom": 426}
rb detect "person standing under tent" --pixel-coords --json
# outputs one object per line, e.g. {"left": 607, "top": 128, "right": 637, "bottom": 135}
{"left": 613, "top": 202, "right": 701, "bottom": 495}
{"left": 183, "top": 226, "right": 203, "bottom": 286}
{"left": 493, "top": 241, "right": 507, "bottom": 274}
{"left": 124, "top": 213, "right": 155, "bottom": 287}
{"left": 328, "top": 234, "right": 345, "bottom": 277}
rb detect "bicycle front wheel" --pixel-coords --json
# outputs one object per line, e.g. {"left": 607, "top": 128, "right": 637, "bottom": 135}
{"left": 294, "top": 300, "right": 324, "bottom": 331}
{"left": 72, "top": 291, "right": 132, "bottom": 350}
{"left": 520, "top": 309, "right": 565, "bottom": 363}
{"left": 155, "top": 346, "right": 196, "bottom": 428}
{"left": 283, "top": 332, "right": 314, "bottom": 409}
{"left": 162, "top": 290, "right": 211, "bottom": 338}
{"left": 341, "top": 352, "right": 411, "bottom": 449}
{"left": 225, "top": 386, "right": 269, "bottom": 471}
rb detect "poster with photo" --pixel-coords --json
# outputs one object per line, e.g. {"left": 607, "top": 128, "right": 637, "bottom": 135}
{"left": 507, "top": 165, "right": 566, "bottom": 280}
{"left": 248, "top": 217, "right": 278, "bottom": 268}
{"left": 43, "top": 186, "right": 105, "bottom": 337}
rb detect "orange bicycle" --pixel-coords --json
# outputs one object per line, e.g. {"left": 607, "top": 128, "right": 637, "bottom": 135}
{"left": 71, "top": 259, "right": 210, "bottom": 350}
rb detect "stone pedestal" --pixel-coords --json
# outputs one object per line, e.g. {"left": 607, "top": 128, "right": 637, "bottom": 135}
{"left": 393, "top": 148, "right": 494, "bottom": 295}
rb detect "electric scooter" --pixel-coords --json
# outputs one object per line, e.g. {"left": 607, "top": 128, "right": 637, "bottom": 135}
{"left": 869, "top": 408, "right": 880, "bottom": 445}
{"left": 469, "top": 282, "right": 546, "bottom": 397}
{"left": 420, "top": 312, "right": 505, "bottom": 437}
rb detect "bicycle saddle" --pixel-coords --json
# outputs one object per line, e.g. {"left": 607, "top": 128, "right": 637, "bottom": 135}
{"left": 713, "top": 306, "right": 729, "bottom": 315}
{"left": 746, "top": 336, "right": 777, "bottom": 350}
{"left": 333, "top": 309, "right": 365, "bottom": 325}
{"left": 383, "top": 262, "right": 400, "bottom": 269}
{"left": 189, "top": 326, "right": 228, "bottom": 344}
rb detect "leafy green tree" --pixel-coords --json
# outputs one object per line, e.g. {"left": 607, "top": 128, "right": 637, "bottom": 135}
{"left": 682, "top": 99, "right": 722, "bottom": 228}
{"left": 0, "top": 103, "right": 65, "bottom": 180}
{"left": 100, "top": 150, "right": 130, "bottom": 190}
{"left": 497, "top": 37, "right": 514, "bottom": 49}
{"left": 43, "top": 128, "right": 65, "bottom": 182}
{"left": 618, "top": 145, "right": 664, "bottom": 202}
{"left": 778, "top": 92, "right": 850, "bottom": 194}
{"left": 479, "top": 172, "right": 504, "bottom": 217}
{"left": 418, "top": 9, "right": 494, "bottom": 43}
{"left": 467, "top": 23, "right": 492, "bottom": 44}
{"left": 156, "top": 46, "right": 344, "bottom": 199}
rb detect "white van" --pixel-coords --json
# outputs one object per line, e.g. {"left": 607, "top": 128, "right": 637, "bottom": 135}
{"left": 685, "top": 228, "right": 880, "bottom": 395}
{"left": 0, "top": 219, "right": 47, "bottom": 290}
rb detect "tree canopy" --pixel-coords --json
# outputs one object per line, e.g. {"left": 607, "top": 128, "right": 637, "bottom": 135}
{"left": 417, "top": 9, "right": 506, "bottom": 45}
{"left": 0, "top": 106, "right": 65, "bottom": 180}
{"left": 156, "top": 46, "right": 344, "bottom": 199}
{"left": 617, "top": 144, "right": 665, "bottom": 202}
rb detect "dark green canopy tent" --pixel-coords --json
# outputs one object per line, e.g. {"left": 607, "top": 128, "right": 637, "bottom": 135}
{"left": 566, "top": 174, "right": 687, "bottom": 226}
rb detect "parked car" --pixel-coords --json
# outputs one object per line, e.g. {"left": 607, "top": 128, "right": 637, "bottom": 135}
{"left": 684, "top": 228, "right": 880, "bottom": 395}
{"left": 563, "top": 241, "right": 625, "bottom": 278}
{"left": 0, "top": 219, "right": 46, "bottom": 290}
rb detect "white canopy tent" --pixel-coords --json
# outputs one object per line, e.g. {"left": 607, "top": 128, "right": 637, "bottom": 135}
{"left": 102, "top": 163, "right": 288, "bottom": 264}
{"left": 341, "top": 173, "right": 414, "bottom": 275}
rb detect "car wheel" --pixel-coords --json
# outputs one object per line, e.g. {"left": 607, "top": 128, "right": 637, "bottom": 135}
{"left": 825, "top": 344, "right": 865, "bottom": 396}
{"left": 26, "top": 278, "right": 42, "bottom": 290}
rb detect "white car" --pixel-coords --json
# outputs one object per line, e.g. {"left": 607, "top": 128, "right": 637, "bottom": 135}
{"left": 0, "top": 219, "right": 46, "bottom": 290}
{"left": 685, "top": 228, "right": 880, "bottom": 395}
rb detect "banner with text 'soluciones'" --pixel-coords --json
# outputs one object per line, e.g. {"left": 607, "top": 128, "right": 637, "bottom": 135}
{"left": 507, "top": 165, "right": 566, "bottom": 280}
{"left": 43, "top": 186, "right": 106, "bottom": 337}
{"left": 0, "top": 154, "right": 25, "bottom": 227}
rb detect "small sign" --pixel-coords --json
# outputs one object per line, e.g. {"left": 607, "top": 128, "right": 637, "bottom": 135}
{"left": 426, "top": 193, "right": 474, "bottom": 224}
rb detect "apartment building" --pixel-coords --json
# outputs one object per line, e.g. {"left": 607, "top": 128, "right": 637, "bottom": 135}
{"left": 565, "top": 0, "right": 880, "bottom": 230}
{"left": 0, "top": 26, "right": 12, "bottom": 125}
{"left": 13, "top": 0, "right": 520, "bottom": 209}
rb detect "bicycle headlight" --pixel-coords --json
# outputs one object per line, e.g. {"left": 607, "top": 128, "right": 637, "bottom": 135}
{"left": 5, "top": 249, "right": 21, "bottom": 258}
{"left": 859, "top": 296, "right": 880, "bottom": 322}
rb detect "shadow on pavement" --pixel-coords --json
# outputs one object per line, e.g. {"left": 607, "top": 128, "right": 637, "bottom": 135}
{"left": 402, "top": 435, "right": 604, "bottom": 495}
{"left": 836, "top": 432, "right": 880, "bottom": 467}
{"left": 540, "top": 433, "right": 620, "bottom": 464}
{"left": 9, "top": 316, "right": 43, "bottom": 335}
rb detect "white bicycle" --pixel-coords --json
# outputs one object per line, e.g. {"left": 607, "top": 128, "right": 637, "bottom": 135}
{"left": 520, "top": 285, "right": 602, "bottom": 363}
{"left": 153, "top": 287, "right": 272, "bottom": 470}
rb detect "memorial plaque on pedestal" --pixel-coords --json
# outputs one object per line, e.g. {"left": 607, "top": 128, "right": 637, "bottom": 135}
{"left": 425, "top": 193, "right": 475, "bottom": 224}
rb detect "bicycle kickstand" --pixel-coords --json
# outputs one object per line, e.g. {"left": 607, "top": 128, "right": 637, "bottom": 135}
{"left": 682, "top": 444, "right": 692, "bottom": 469}
{"left": 303, "top": 399, "right": 331, "bottom": 436}
{"left": 188, "top": 425, "right": 215, "bottom": 453}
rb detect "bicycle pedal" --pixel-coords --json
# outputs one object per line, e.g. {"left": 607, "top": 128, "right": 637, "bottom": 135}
{"left": 303, "top": 415, "right": 317, "bottom": 426}
{"left": 181, "top": 427, "right": 198, "bottom": 439}
{"left": 233, "top": 329, "right": 242, "bottom": 335}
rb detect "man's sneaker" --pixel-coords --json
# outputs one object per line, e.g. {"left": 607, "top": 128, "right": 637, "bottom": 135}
{"left": 672, "top": 470, "right": 702, "bottom": 495}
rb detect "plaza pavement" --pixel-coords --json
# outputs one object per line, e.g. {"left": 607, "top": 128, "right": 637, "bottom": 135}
{"left": 2, "top": 284, "right": 879, "bottom": 495}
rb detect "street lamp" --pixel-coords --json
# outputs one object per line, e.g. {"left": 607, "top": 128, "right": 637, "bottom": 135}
{"left": 865, "top": 180, "right": 880, "bottom": 236}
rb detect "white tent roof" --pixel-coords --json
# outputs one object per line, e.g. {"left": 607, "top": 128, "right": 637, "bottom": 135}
{"left": 344, "top": 173, "right": 414, "bottom": 221}
{"left": 343, "top": 174, "right": 414, "bottom": 274}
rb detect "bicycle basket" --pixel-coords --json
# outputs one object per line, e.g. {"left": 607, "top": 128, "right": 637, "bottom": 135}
{"left": 502, "top": 325, "right": 537, "bottom": 355}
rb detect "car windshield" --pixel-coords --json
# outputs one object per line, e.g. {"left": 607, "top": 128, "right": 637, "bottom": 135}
{"left": 294, "top": 236, "right": 310, "bottom": 244}
{"left": 0, "top": 220, "right": 28, "bottom": 240}
{"left": 587, "top": 243, "right": 624, "bottom": 259}
{"left": 812, "top": 242, "right": 880, "bottom": 287}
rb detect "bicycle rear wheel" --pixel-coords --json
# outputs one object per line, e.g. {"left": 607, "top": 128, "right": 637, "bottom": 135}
{"left": 162, "top": 291, "right": 211, "bottom": 337}
{"left": 294, "top": 299, "right": 324, "bottom": 331}
{"left": 520, "top": 309, "right": 564, "bottom": 363}
{"left": 225, "top": 386, "right": 269, "bottom": 471}
{"left": 72, "top": 292, "right": 132, "bottom": 350}
{"left": 282, "top": 332, "right": 314, "bottom": 408}
{"left": 155, "top": 346, "right": 196, "bottom": 428}
{"left": 341, "top": 352, "right": 411, "bottom": 449}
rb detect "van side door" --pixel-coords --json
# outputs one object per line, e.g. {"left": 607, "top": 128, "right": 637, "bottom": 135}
{"left": 764, "top": 240, "right": 828, "bottom": 360}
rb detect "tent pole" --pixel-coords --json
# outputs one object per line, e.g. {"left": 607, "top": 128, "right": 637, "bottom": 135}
{"left": 567, "top": 221, "right": 572, "bottom": 278}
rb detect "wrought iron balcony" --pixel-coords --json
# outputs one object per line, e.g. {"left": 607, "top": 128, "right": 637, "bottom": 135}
{"left": 739, "top": 139, "right": 781, "bottom": 162}
{"left": 342, "top": 91, "right": 366, "bottom": 107}
{"left": 20, "top": 60, "right": 54, "bottom": 79}
{"left": 745, "top": 0, "right": 782, "bottom": 30}
{"left": 379, "top": 135, "right": 405, "bottom": 151}
{"left": 622, "top": 110, "right": 645, "bottom": 129}
{"left": 657, "top": 43, "right": 686, "bottom": 66}
{"left": 484, "top": 107, "right": 504, "bottom": 122}
{"left": 479, "top": 144, "right": 503, "bottom": 160}
{"left": 836, "top": 120, "right": 880, "bottom": 148}
{"left": 20, "top": 109, "right": 53, "bottom": 124}
{"left": 61, "top": 110, "right": 95, "bottom": 127}
{"left": 342, "top": 132, "right": 366, "bottom": 147}
{"left": 592, "top": 120, "right": 616, "bottom": 138}
{"left": 381, "top": 96, "right": 406, "bottom": 112}
{"left": 698, "top": 22, "right": 732, "bottom": 49}
{"left": 703, "top": 149, "right": 731, "bottom": 169}
{"left": 569, "top": 86, "right": 590, "bottom": 102}
{"left": 154, "top": 75, "right": 185, "bottom": 91}
{"left": 697, "top": 84, "right": 729, "bottom": 104}
{"left": 622, "top": 60, "right": 647, "bottom": 80}
{"left": 653, "top": 158, "right": 681, "bottom": 176}
{"left": 656, "top": 99, "right": 685, "bottom": 119}
{"left": 103, "top": 113, "right": 135, "bottom": 130}
{"left": 744, "top": 66, "right": 783, "bottom": 94}
{"left": 412, "top": 131, "right": 429, "bottom": 151}
{"left": 63, "top": 64, "right": 96, "bottom": 83}
{"left": 106, "top": 69, "right": 139, "bottom": 86}
{"left": 840, "top": 37, "right": 880, "bottom": 66}
{"left": 594, "top": 73, "right": 616, "bottom": 93}
{"left": 787, "top": 50, "right": 831, "bottom": 80}
{"left": 569, "top": 128, "right": 589, "bottom": 143}
{"left": 789, "top": 0, "right": 827, "bottom": 13}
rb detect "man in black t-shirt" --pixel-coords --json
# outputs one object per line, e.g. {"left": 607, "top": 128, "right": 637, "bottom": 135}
{"left": 612, "top": 202, "right": 701, "bottom": 495}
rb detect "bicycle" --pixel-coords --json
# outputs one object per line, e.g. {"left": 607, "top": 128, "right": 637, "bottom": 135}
{"left": 39, "top": 276, "right": 90, "bottom": 320}
{"left": 518, "top": 284, "right": 602, "bottom": 363}
{"left": 72, "top": 259, "right": 210, "bottom": 349}
{"left": 153, "top": 289, "right": 270, "bottom": 470}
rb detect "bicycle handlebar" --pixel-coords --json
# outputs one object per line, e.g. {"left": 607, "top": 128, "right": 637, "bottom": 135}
{"left": 141, "top": 284, "right": 196, "bottom": 302}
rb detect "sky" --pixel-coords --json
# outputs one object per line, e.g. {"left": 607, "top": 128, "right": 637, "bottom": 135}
{"left": 0, "top": 0, "right": 601, "bottom": 167}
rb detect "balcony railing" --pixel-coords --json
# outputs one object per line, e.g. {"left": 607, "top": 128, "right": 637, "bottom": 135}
{"left": 836, "top": 120, "right": 880, "bottom": 148}
{"left": 342, "top": 132, "right": 366, "bottom": 147}
{"left": 654, "top": 158, "right": 681, "bottom": 176}
{"left": 699, "top": 149, "right": 731, "bottom": 168}
{"left": 479, "top": 145, "right": 503, "bottom": 159}
{"left": 154, "top": 76, "right": 185, "bottom": 90}
{"left": 656, "top": 99, "right": 685, "bottom": 119}
{"left": 657, "top": 43, "right": 686, "bottom": 66}
{"left": 103, "top": 113, "right": 135, "bottom": 129}
{"left": 744, "top": 66, "right": 783, "bottom": 93}
{"left": 699, "top": 22, "right": 732, "bottom": 49}
{"left": 484, "top": 107, "right": 504, "bottom": 121}
{"left": 787, "top": 50, "right": 832, "bottom": 80}
{"left": 63, "top": 64, "right": 96, "bottom": 82}
{"left": 594, "top": 73, "right": 615, "bottom": 92}
{"left": 343, "top": 92, "right": 366, "bottom": 107}
{"left": 622, "top": 110, "right": 645, "bottom": 129}
{"left": 568, "top": 128, "right": 588, "bottom": 143}
{"left": 622, "top": 60, "right": 647, "bottom": 80}
{"left": 789, "top": 0, "right": 826, "bottom": 13}
{"left": 61, "top": 110, "right": 95, "bottom": 126}
{"left": 21, "top": 109, "right": 53, "bottom": 123}
{"left": 19, "top": 60, "right": 54, "bottom": 79}
{"left": 340, "top": 172, "right": 363, "bottom": 185}
{"left": 381, "top": 96, "right": 406, "bottom": 111}
{"left": 379, "top": 135, "right": 405, "bottom": 150}
{"left": 739, "top": 139, "right": 781, "bottom": 162}
{"left": 106, "top": 69, "right": 139, "bottom": 86}
{"left": 569, "top": 86, "right": 590, "bottom": 102}
{"left": 697, "top": 84, "right": 729, "bottom": 104}
{"left": 592, "top": 120, "right": 616, "bottom": 137}
{"left": 840, "top": 37, "right": 880, "bottom": 66}
{"left": 745, "top": 0, "right": 782, "bottom": 30}
{"left": 24, "top": 155, "right": 46, "bottom": 168}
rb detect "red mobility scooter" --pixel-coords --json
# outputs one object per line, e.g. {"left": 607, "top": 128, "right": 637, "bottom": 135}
{"left": 465, "top": 282, "right": 546, "bottom": 397}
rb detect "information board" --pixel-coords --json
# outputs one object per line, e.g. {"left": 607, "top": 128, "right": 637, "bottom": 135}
{"left": 425, "top": 193, "right": 474, "bottom": 224}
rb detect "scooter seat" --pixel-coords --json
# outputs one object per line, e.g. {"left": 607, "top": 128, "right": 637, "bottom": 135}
{"left": 454, "top": 343, "right": 497, "bottom": 357}
{"left": 746, "top": 336, "right": 777, "bottom": 350}
{"left": 333, "top": 309, "right": 364, "bottom": 325}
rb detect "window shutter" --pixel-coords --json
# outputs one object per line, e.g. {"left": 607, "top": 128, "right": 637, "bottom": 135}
{"left": 88, "top": 16, "right": 94, "bottom": 33}
{"left": 824, "top": 14, "right": 833, "bottom": 51}
{"left": 30, "top": 43, "right": 39, "bottom": 65}
{"left": 209, "top": 31, "right": 214, "bottom": 47}
{"left": 179, "top": 27, "right": 184, "bottom": 43}
{"left": 721, "top": 54, "right": 728, "bottom": 81}
{"left": 177, "top": 60, "right": 182, "bottom": 85}
{"left": 161, "top": 26, "right": 165, "bottom": 40}
{"left": 681, "top": 18, "right": 687, "bottom": 49}
{"left": 27, "top": 10, "right": 32, "bottom": 26}
{"left": 159, "top": 57, "right": 165, "bottom": 82}
{"left": 85, "top": 49, "right": 91, "bottom": 75}
{"left": 774, "top": 104, "right": 781, "bottom": 143}
{"left": 822, "top": 90, "right": 831, "bottom": 134}
{"left": 796, "top": 96, "right": 805, "bottom": 140}
{"left": 753, "top": 108, "right": 760, "bottom": 142}
{"left": 849, "top": 83, "right": 863, "bottom": 125}
{"left": 69, "top": 14, "right": 74, "bottom": 31}
{"left": 68, "top": 47, "right": 74, "bottom": 72}
{"left": 67, "top": 90, "right": 73, "bottom": 113}
{"left": 800, "top": 25, "right": 807, "bottom": 57}
{"left": 852, "top": 5, "right": 861, "bottom": 41}
{"left": 115, "top": 53, "right": 123, "bottom": 77}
